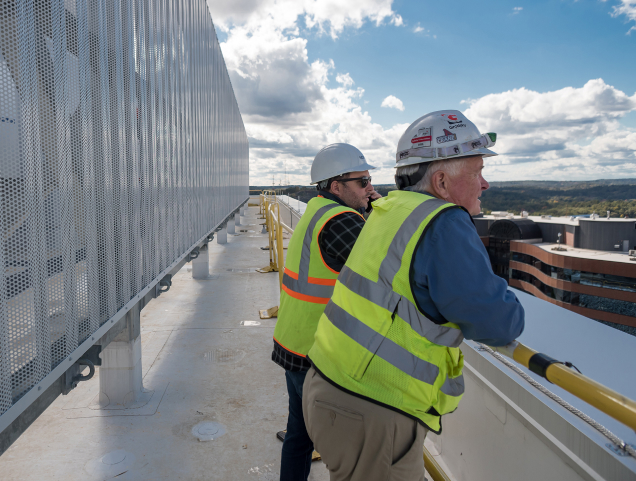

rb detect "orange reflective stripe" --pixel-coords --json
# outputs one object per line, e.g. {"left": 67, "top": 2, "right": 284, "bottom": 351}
{"left": 274, "top": 337, "right": 307, "bottom": 358}
{"left": 308, "top": 276, "right": 337, "bottom": 286}
{"left": 281, "top": 284, "right": 330, "bottom": 304}
{"left": 285, "top": 268, "right": 336, "bottom": 286}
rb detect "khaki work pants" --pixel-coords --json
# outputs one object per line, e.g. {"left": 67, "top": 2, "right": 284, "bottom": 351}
{"left": 303, "top": 367, "right": 428, "bottom": 481}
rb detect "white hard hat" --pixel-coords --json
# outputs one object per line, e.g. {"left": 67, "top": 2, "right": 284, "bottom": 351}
{"left": 310, "top": 143, "right": 376, "bottom": 184}
{"left": 395, "top": 110, "right": 497, "bottom": 168}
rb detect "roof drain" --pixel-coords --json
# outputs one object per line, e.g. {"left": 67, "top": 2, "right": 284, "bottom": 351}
{"left": 476, "top": 343, "right": 636, "bottom": 458}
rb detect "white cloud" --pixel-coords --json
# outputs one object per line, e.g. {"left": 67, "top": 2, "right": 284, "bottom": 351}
{"left": 609, "top": 0, "right": 636, "bottom": 34}
{"left": 412, "top": 22, "right": 434, "bottom": 36}
{"left": 381, "top": 95, "right": 405, "bottom": 111}
{"left": 512, "top": 7, "right": 523, "bottom": 14}
{"left": 336, "top": 73, "right": 355, "bottom": 87}
{"left": 463, "top": 79, "right": 636, "bottom": 180}
{"left": 207, "top": 0, "right": 406, "bottom": 185}
{"left": 208, "top": 0, "right": 402, "bottom": 39}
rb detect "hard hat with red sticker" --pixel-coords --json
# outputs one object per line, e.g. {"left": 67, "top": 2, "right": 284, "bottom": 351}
{"left": 395, "top": 110, "right": 497, "bottom": 168}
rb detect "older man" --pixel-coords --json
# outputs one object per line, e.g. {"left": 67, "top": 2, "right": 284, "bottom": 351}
{"left": 303, "top": 111, "right": 525, "bottom": 481}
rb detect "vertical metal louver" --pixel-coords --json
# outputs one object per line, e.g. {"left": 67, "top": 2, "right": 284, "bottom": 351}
{"left": 0, "top": 0, "right": 248, "bottom": 420}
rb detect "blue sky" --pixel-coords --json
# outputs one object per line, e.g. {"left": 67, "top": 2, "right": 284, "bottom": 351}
{"left": 209, "top": 0, "right": 636, "bottom": 185}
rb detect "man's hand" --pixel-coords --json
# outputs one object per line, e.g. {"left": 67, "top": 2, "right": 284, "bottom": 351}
{"left": 365, "top": 190, "right": 382, "bottom": 213}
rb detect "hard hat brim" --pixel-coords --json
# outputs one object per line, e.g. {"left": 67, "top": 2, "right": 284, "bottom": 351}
{"left": 310, "top": 162, "right": 377, "bottom": 184}
{"left": 394, "top": 147, "right": 497, "bottom": 169}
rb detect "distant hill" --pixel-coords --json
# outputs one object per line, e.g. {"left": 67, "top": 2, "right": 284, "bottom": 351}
{"left": 488, "top": 179, "right": 636, "bottom": 188}
{"left": 480, "top": 180, "right": 636, "bottom": 217}
{"left": 251, "top": 179, "right": 636, "bottom": 218}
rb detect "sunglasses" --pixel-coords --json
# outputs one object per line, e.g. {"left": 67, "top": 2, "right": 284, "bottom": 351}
{"left": 338, "top": 176, "right": 372, "bottom": 188}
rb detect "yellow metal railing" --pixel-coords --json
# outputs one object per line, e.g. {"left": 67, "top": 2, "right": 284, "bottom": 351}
{"left": 423, "top": 447, "right": 451, "bottom": 481}
{"left": 257, "top": 193, "right": 287, "bottom": 319}
{"left": 424, "top": 340, "right": 636, "bottom": 481}
{"left": 490, "top": 341, "right": 636, "bottom": 432}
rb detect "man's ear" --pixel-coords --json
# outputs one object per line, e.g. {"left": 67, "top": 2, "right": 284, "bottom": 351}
{"left": 330, "top": 179, "right": 341, "bottom": 196}
{"left": 431, "top": 170, "right": 449, "bottom": 200}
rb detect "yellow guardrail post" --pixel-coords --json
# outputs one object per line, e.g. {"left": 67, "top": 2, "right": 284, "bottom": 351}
{"left": 267, "top": 202, "right": 276, "bottom": 268}
{"left": 423, "top": 447, "right": 451, "bottom": 481}
{"left": 257, "top": 191, "right": 278, "bottom": 274}
{"left": 490, "top": 341, "right": 636, "bottom": 432}
{"left": 258, "top": 193, "right": 285, "bottom": 319}
{"left": 275, "top": 204, "right": 284, "bottom": 288}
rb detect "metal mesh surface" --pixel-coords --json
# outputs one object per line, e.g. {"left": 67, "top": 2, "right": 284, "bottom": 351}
{"left": 0, "top": 0, "right": 248, "bottom": 417}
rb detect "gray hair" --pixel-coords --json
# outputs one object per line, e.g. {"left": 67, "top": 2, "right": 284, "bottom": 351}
{"left": 396, "top": 158, "right": 469, "bottom": 193}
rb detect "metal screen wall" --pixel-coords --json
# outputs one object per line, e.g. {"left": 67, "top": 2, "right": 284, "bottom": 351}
{"left": 0, "top": 0, "right": 248, "bottom": 418}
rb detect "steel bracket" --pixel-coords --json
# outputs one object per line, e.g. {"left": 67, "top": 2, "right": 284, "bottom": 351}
{"left": 81, "top": 345, "right": 102, "bottom": 366}
{"left": 155, "top": 274, "right": 173, "bottom": 297}
{"left": 606, "top": 442, "right": 636, "bottom": 457}
{"left": 63, "top": 359, "right": 96, "bottom": 395}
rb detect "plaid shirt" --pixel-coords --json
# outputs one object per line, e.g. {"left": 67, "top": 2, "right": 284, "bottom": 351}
{"left": 319, "top": 210, "right": 365, "bottom": 272}
{"left": 272, "top": 339, "right": 312, "bottom": 371}
{"left": 272, "top": 191, "right": 365, "bottom": 371}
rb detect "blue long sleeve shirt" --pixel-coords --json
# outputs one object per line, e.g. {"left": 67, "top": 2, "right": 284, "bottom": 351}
{"left": 411, "top": 202, "right": 524, "bottom": 346}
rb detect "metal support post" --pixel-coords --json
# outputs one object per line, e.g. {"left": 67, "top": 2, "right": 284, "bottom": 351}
{"left": 234, "top": 212, "right": 241, "bottom": 227}
{"left": 98, "top": 304, "right": 143, "bottom": 408}
{"left": 228, "top": 217, "right": 236, "bottom": 234}
{"left": 217, "top": 226, "right": 228, "bottom": 244}
{"left": 192, "top": 244, "right": 209, "bottom": 279}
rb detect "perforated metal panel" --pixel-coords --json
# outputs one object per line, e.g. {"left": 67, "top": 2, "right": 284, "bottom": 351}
{"left": 0, "top": 0, "right": 248, "bottom": 418}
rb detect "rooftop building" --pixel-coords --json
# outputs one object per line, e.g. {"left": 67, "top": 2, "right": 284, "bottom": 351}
{"left": 474, "top": 214, "right": 636, "bottom": 335}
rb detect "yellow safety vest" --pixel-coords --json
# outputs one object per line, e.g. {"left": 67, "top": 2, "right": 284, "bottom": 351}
{"left": 274, "top": 197, "right": 363, "bottom": 358}
{"left": 308, "top": 190, "right": 465, "bottom": 433}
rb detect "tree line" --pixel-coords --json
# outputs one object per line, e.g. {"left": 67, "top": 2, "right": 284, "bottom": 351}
{"left": 250, "top": 180, "right": 636, "bottom": 218}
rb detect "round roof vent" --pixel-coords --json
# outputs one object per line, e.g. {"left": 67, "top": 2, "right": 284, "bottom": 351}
{"left": 489, "top": 218, "right": 542, "bottom": 240}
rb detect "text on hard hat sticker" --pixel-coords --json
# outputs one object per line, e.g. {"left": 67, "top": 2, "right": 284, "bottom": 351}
{"left": 436, "top": 129, "right": 457, "bottom": 144}
{"left": 411, "top": 127, "right": 432, "bottom": 146}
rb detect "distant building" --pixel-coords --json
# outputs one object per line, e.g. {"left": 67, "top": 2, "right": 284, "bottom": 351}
{"left": 474, "top": 214, "right": 636, "bottom": 333}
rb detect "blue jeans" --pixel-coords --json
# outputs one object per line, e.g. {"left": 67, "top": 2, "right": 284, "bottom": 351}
{"left": 280, "top": 369, "right": 314, "bottom": 481}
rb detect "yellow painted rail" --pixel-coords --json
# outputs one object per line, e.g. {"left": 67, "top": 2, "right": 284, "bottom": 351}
{"left": 423, "top": 447, "right": 451, "bottom": 481}
{"left": 491, "top": 341, "right": 636, "bottom": 432}
{"left": 257, "top": 192, "right": 286, "bottom": 319}
{"left": 424, "top": 339, "right": 636, "bottom": 481}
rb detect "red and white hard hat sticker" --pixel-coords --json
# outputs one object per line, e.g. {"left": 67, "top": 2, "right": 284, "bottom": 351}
{"left": 411, "top": 127, "right": 432, "bottom": 147}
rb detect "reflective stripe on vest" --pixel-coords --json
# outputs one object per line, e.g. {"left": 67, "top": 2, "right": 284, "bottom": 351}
{"left": 281, "top": 203, "right": 342, "bottom": 303}
{"left": 331, "top": 198, "right": 464, "bottom": 348}
{"left": 337, "top": 266, "right": 464, "bottom": 348}
{"left": 308, "top": 192, "right": 467, "bottom": 431}
{"left": 322, "top": 195, "right": 465, "bottom": 392}
{"left": 324, "top": 302, "right": 440, "bottom": 385}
